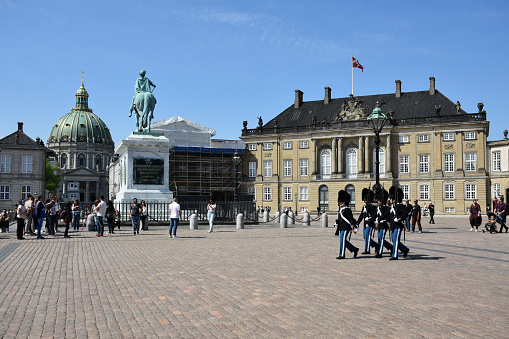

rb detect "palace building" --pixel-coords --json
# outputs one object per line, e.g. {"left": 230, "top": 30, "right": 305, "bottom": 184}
{"left": 240, "top": 77, "right": 490, "bottom": 215}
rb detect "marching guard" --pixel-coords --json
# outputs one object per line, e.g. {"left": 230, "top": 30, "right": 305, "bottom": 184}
{"left": 335, "top": 190, "right": 359, "bottom": 259}
{"left": 357, "top": 188, "right": 379, "bottom": 254}
{"left": 389, "top": 186, "right": 410, "bottom": 260}
{"left": 375, "top": 189, "right": 393, "bottom": 258}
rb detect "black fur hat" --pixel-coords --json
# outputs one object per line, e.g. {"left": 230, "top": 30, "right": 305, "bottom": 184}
{"left": 362, "top": 188, "right": 375, "bottom": 203}
{"left": 338, "top": 190, "right": 351, "bottom": 206}
{"left": 374, "top": 188, "right": 389, "bottom": 204}
{"left": 389, "top": 186, "right": 404, "bottom": 203}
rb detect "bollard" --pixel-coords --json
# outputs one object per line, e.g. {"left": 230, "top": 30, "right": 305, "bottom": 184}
{"left": 320, "top": 213, "right": 328, "bottom": 228}
{"left": 189, "top": 213, "right": 198, "bottom": 230}
{"left": 302, "top": 211, "right": 310, "bottom": 226}
{"left": 263, "top": 210, "right": 269, "bottom": 223}
{"left": 236, "top": 213, "right": 244, "bottom": 229}
{"left": 288, "top": 211, "right": 295, "bottom": 225}
{"left": 275, "top": 211, "right": 280, "bottom": 223}
{"left": 87, "top": 214, "right": 96, "bottom": 232}
{"left": 280, "top": 213, "right": 288, "bottom": 228}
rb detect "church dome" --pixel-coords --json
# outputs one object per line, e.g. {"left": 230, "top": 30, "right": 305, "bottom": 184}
{"left": 48, "top": 78, "right": 113, "bottom": 145}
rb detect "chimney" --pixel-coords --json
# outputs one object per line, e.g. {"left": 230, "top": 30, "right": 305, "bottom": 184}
{"left": 395, "top": 80, "right": 401, "bottom": 98}
{"left": 294, "top": 90, "right": 303, "bottom": 108}
{"left": 429, "top": 76, "right": 436, "bottom": 95}
{"left": 17, "top": 122, "right": 23, "bottom": 132}
{"left": 324, "top": 87, "right": 331, "bottom": 104}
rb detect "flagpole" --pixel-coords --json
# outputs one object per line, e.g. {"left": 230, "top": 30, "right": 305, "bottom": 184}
{"left": 351, "top": 56, "right": 354, "bottom": 96}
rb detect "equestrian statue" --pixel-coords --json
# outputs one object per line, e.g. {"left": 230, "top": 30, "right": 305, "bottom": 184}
{"left": 129, "top": 69, "right": 157, "bottom": 132}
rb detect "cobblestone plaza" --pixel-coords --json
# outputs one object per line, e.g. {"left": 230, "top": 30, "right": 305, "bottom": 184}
{"left": 0, "top": 217, "right": 507, "bottom": 338}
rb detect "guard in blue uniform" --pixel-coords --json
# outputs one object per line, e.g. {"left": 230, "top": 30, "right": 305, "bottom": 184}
{"left": 357, "top": 188, "right": 378, "bottom": 254}
{"left": 335, "top": 190, "right": 359, "bottom": 260}
{"left": 375, "top": 189, "right": 393, "bottom": 258}
{"left": 389, "top": 186, "right": 410, "bottom": 260}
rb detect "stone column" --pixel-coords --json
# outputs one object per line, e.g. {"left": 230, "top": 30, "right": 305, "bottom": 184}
{"left": 358, "top": 136, "right": 364, "bottom": 173}
{"left": 338, "top": 137, "right": 343, "bottom": 175}
{"left": 386, "top": 134, "right": 392, "bottom": 173}
{"left": 311, "top": 138, "right": 317, "bottom": 175}
{"left": 364, "top": 136, "right": 370, "bottom": 173}
{"left": 86, "top": 153, "right": 90, "bottom": 169}
{"left": 85, "top": 181, "right": 90, "bottom": 202}
{"left": 457, "top": 132, "right": 464, "bottom": 172}
{"left": 96, "top": 181, "right": 100, "bottom": 199}
{"left": 331, "top": 137, "right": 337, "bottom": 174}
{"left": 257, "top": 143, "right": 263, "bottom": 177}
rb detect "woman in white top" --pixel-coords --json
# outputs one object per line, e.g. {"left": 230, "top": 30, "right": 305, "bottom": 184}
{"left": 16, "top": 200, "right": 27, "bottom": 240}
{"left": 207, "top": 199, "right": 216, "bottom": 233}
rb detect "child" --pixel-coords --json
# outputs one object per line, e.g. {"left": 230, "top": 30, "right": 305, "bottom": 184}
{"left": 483, "top": 214, "right": 497, "bottom": 234}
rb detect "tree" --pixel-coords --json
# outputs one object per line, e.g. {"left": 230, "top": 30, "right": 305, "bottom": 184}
{"left": 45, "top": 158, "right": 61, "bottom": 195}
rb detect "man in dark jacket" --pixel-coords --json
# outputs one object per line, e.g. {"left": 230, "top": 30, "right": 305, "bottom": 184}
{"left": 496, "top": 196, "right": 508, "bottom": 233}
{"left": 335, "top": 190, "right": 359, "bottom": 259}
{"left": 411, "top": 199, "right": 422, "bottom": 233}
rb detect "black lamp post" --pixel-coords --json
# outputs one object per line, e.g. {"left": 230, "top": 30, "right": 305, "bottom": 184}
{"left": 367, "top": 102, "right": 388, "bottom": 196}
{"left": 233, "top": 150, "right": 241, "bottom": 202}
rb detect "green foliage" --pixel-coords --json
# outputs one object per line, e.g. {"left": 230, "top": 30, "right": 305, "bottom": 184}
{"left": 45, "top": 158, "right": 61, "bottom": 193}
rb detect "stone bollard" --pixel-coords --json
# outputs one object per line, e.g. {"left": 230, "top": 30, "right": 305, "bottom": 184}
{"left": 275, "top": 211, "right": 280, "bottom": 223}
{"left": 263, "top": 210, "right": 269, "bottom": 222}
{"left": 302, "top": 212, "right": 310, "bottom": 226}
{"left": 189, "top": 213, "right": 198, "bottom": 230}
{"left": 320, "top": 213, "right": 328, "bottom": 228}
{"left": 87, "top": 214, "right": 96, "bottom": 232}
{"left": 280, "top": 213, "right": 288, "bottom": 228}
{"left": 236, "top": 213, "right": 244, "bottom": 229}
{"left": 288, "top": 211, "right": 295, "bottom": 225}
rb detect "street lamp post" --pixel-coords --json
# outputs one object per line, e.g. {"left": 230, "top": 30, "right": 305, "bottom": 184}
{"left": 233, "top": 150, "right": 241, "bottom": 202}
{"left": 367, "top": 102, "right": 388, "bottom": 196}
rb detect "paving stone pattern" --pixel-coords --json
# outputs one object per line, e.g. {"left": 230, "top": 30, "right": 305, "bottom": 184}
{"left": 0, "top": 217, "right": 508, "bottom": 338}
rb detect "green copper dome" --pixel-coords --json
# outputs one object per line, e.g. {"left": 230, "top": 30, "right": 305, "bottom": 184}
{"left": 48, "top": 79, "right": 113, "bottom": 145}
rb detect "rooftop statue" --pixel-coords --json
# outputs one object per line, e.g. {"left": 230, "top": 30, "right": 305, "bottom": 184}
{"left": 129, "top": 69, "right": 157, "bottom": 132}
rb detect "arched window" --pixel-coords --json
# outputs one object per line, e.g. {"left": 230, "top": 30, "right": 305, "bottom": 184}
{"left": 60, "top": 153, "right": 67, "bottom": 169}
{"left": 95, "top": 155, "right": 102, "bottom": 171}
{"left": 320, "top": 149, "right": 331, "bottom": 179}
{"left": 78, "top": 154, "right": 86, "bottom": 168}
{"left": 319, "top": 185, "right": 329, "bottom": 212}
{"left": 372, "top": 147, "right": 385, "bottom": 178}
{"left": 346, "top": 148, "right": 357, "bottom": 179}
{"left": 345, "top": 184, "right": 356, "bottom": 210}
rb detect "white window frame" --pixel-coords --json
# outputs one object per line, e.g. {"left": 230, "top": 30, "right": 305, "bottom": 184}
{"left": 299, "top": 141, "right": 309, "bottom": 149}
{"left": 263, "top": 143, "right": 272, "bottom": 150}
{"left": 444, "top": 183, "right": 455, "bottom": 200}
{"left": 466, "top": 183, "right": 477, "bottom": 200}
{"left": 445, "top": 207, "right": 455, "bottom": 213}
{"left": 401, "top": 185, "right": 410, "bottom": 200}
{"left": 21, "top": 156, "right": 33, "bottom": 174}
{"left": 248, "top": 162, "right": 257, "bottom": 178}
{"left": 493, "top": 183, "right": 501, "bottom": 199}
{"left": 263, "top": 161, "right": 272, "bottom": 177}
{"left": 443, "top": 133, "right": 455, "bottom": 141}
{"left": 0, "top": 185, "right": 10, "bottom": 200}
{"left": 419, "top": 184, "right": 430, "bottom": 200}
{"left": 299, "top": 159, "right": 309, "bottom": 177}
{"left": 372, "top": 148, "right": 385, "bottom": 175}
{"left": 419, "top": 154, "right": 430, "bottom": 173}
{"left": 346, "top": 148, "right": 357, "bottom": 179}
{"left": 21, "top": 185, "right": 31, "bottom": 200}
{"left": 300, "top": 207, "right": 309, "bottom": 212}
{"left": 493, "top": 151, "right": 501, "bottom": 172}
{"left": 320, "top": 150, "right": 331, "bottom": 179}
{"left": 399, "top": 155, "right": 409, "bottom": 174}
{"left": 465, "top": 153, "right": 477, "bottom": 172}
{"left": 69, "top": 192, "right": 79, "bottom": 201}
{"left": 263, "top": 186, "right": 272, "bottom": 201}
{"left": 444, "top": 153, "right": 455, "bottom": 173}
{"left": 418, "top": 134, "right": 429, "bottom": 143}
{"left": 248, "top": 144, "right": 257, "bottom": 151}
{"left": 464, "top": 132, "right": 476, "bottom": 140}
{"left": 1, "top": 155, "right": 11, "bottom": 173}
{"left": 68, "top": 182, "right": 79, "bottom": 190}
{"left": 299, "top": 186, "right": 309, "bottom": 201}
{"left": 283, "top": 186, "right": 292, "bottom": 201}
{"left": 283, "top": 160, "right": 292, "bottom": 177}
{"left": 283, "top": 141, "right": 293, "bottom": 150}
{"left": 398, "top": 135, "right": 409, "bottom": 143}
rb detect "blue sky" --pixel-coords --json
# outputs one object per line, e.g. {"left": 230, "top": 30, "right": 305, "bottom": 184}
{"left": 1, "top": 0, "right": 507, "bottom": 144}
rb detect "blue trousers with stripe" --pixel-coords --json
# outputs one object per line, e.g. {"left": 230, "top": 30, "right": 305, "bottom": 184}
{"left": 363, "top": 226, "right": 378, "bottom": 252}
{"left": 377, "top": 228, "right": 393, "bottom": 255}
{"left": 339, "top": 230, "right": 357, "bottom": 257}
{"left": 391, "top": 228, "right": 409, "bottom": 258}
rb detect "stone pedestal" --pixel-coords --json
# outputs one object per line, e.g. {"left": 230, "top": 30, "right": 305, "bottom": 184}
{"left": 114, "top": 132, "right": 173, "bottom": 204}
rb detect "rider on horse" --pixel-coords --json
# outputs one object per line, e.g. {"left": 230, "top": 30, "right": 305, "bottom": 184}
{"left": 129, "top": 69, "right": 157, "bottom": 132}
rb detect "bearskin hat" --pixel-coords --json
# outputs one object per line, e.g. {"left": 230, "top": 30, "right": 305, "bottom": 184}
{"left": 389, "top": 186, "right": 404, "bottom": 204}
{"left": 337, "top": 190, "right": 351, "bottom": 206}
{"left": 362, "top": 188, "right": 375, "bottom": 203}
{"left": 374, "top": 188, "right": 389, "bottom": 204}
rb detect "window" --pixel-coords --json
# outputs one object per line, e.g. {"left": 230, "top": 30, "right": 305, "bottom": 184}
{"left": 248, "top": 144, "right": 257, "bottom": 151}
{"left": 345, "top": 185, "right": 356, "bottom": 210}
{"left": 493, "top": 151, "right": 501, "bottom": 171}
{"left": 445, "top": 207, "right": 455, "bottom": 213}
{"left": 399, "top": 155, "right": 409, "bottom": 174}
{"left": 60, "top": 154, "right": 67, "bottom": 169}
{"left": 78, "top": 154, "right": 86, "bottom": 167}
{"left": 247, "top": 186, "right": 255, "bottom": 196}
{"left": 21, "top": 185, "right": 31, "bottom": 200}
{"left": 346, "top": 148, "right": 357, "bottom": 179}
{"left": 283, "top": 141, "right": 292, "bottom": 150}
{"left": 299, "top": 159, "right": 309, "bottom": 176}
{"left": 493, "top": 183, "right": 501, "bottom": 198}
{"left": 398, "top": 135, "right": 409, "bottom": 143}
{"left": 465, "top": 132, "right": 476, "bottom": 140}
{"left": 372, "top": 148, "right": 385, "bottom": 175}
{"left": 300, "top": 207, "right": 309, "bottom": 212}
{"left": 419, "top": 184, "right": 429, "bottom": 200}
{"left": 299, "top": 186, "right": 309, "bottom": 200}
{"left": 466, "top": 183, "right": 477, "bottom": 200}
{"left": 444, "top": 153, "right": 455, "bottom": 172}
{"left": 263, "top": 161, "right": 272, "bottom": 177}
{"left": 68, "top": 182, "right": 79, "bottom": 190}
{"left": 319, "top": 185, "right": 329, "bottom": 212}
{"left": 95, "top": 155, "right": 102, "bottom": 170}
{"left": 1, "top": 155, "right": 11, "bottom": 173}
{"left": 248, "top": 162, "right": 257, "bottom": 177}
{"left": 465, "top": 153, "right": 476, "bottom": 172}
{"left": 299, "top": 141, "right": 309, "bottom": 149}
{"left": 320, "top": 150, "right": 331, "bottom": 179}
{"left": 418, "top": 134, "right": 429, "bottom": 142}
{"left": 444, "top": 184, "right": 455, "bottom": 200}
{"left": 69, "top": 193, "right": 79, "bottom": 201}
{"left": 283, "top": 160, "right": 292, "bottom": 177}
{"left": 0, "top": 185, "right": 9, "bottom": 200}
{"left": 283, "top": 186, "right": 292, "bottom": 201}
{"left": 263, "top": 143, "right": 272, "bottom": 150}
{"left": 401, "top": 185, "right": 410, "bottom": 200}
{"left": 419, "top": 155, "right": 429, "bottom": 173}
{"left": 443, "top": 133, "right": 454, "bottom": 141}
{"left": 263, "top": 186, "right": 272, "bottom": 201}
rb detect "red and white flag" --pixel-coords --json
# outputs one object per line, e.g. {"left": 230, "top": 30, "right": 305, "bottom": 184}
{"left": 352, "top": 56, "right": 364, "bottom": 72}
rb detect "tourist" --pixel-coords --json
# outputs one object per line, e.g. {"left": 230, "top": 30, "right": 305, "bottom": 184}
{"left": 72, "top": 200, "right": 81, "bottom": 232}
{"left": 16, "top": 200, "right": 28, "bottom": 240}
{"left": 24, "top": 195, "right": 35, "bottom": 235}
{"left": 114, "top": 210, "right": 121, "bottom": 231}
{"left": 169, "top": 197, "right": 180, "bottom": 238}
{"left": 140, "top": 200, "right": 147, "bottom": 231}
{"left": 106, "top": 200, "right": 115, "bottom": 234}
{"left": 411, "top": 199, "right": 422, "bottom": 233}
{"left": 405, "top": 199, "right": 412, "bottom": 232}
{"left": 207, "top": 199, "right": 216, "bottom": 233}
{"left": 63, "top": 201, "right": 72, "bottom": 238}
{"left": 0, "top": 209, "right": 10, "bottom": 233}
{"left": 469, "top": 199, "right": 482, "bottom": 231}
{"left": 130, "top": 198, "right": 141, "bottom": 235}
{"left": 496, "top": 196, "right": 508, "bottom": 233}
{"left": 428, "top": 202, "right": 435, "bottom": 224}
{"left": 35, "top": 197, "right": 46, "bottom": 239}
{"left": 47, "top": 197, "right": 58, "bottom": 235}
{"left": 95, "top": 196, "right": 107, "bottom": 237}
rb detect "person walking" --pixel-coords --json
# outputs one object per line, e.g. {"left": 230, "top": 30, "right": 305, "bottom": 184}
{"left": 469, "top": 199, "right": 482, "bottom": 231}
{"left": 428, "top": 202, "right": 435, "bottom": 224}
{"left": 411, "top": 199, "right": 422, "bottom": 233}
{"left": 375, "top": 189, "right": 393, "bottom": 258}
{"left": 207, "top": 199, "right": 216, "bottom": 233}
{"left": 47, "top": 197, "right": 58, "bottom": 235}
{"left": 496, "top": 196, "right": 508, "bottom": 233}
{"left": 140, "top": 200, "right": 147, "bottom": 231}
{"left": 405, "top": 199, "right": 413, "bottom": 232}
{"left": 24, "top": 195, "right": 35, "bottom": 235}
{"left": 63, "top": 201, "right": 72, "bottom": 238}
{"left": 130, "top": 198, "right": 141, "bottom": 235}
{"left": 106, "top": 201, "right": 115, "bottom": 234}
{"left": 357, "top": 188, "right": 378, "bottom": 255}
{"left": 16, "top": 200, "right": 27, "bottom": 240}
{"left": 72, "top": 200, "right": 81, "bottom": 232}
{"left": 169, "top": 198, "right": 180, "bottom": 238}
{"left": 335, "top": 190, "right": 359, "bottom": 259}
{"left": 35, "top": 197, "right": 46, "bottom": 239}
{"left": 95, "top": 196, "right": 107, "bottom": 237}
{"left": 389, "top": 186, "right": 410, "bottom": 260}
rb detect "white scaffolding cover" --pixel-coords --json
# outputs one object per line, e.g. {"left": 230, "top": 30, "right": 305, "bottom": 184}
{"left": 151, "top": 116, "right": 216, "bottom": 147}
